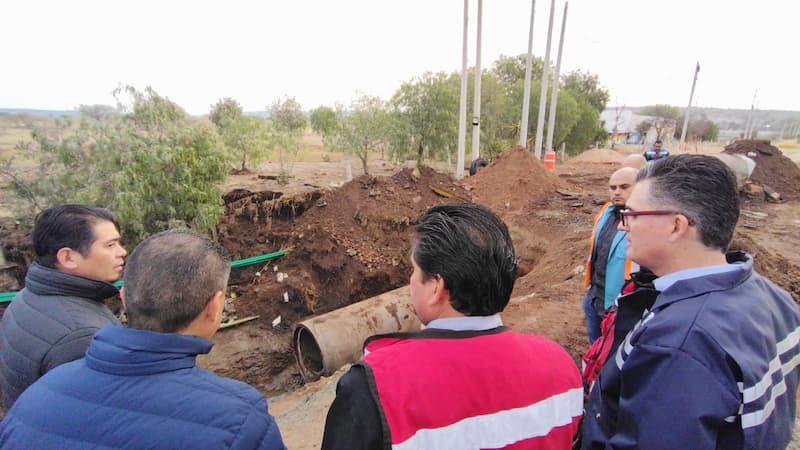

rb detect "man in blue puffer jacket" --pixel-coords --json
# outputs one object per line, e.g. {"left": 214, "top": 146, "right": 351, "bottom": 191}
{"left": 0, "top": 229, "right": 286, "bottom": 449}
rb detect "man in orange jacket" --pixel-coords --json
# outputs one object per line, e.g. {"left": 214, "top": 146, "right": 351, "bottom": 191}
{"left": 582, "top": 167, "right": 638, "bottom": 343}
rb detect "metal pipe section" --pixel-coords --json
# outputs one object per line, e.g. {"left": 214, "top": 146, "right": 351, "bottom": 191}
{"left": 293, "top": 286, "right": 421, "bottom": 381}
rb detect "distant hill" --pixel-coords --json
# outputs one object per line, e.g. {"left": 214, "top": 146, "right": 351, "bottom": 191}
{"left": 625, "top": 106, "right": 800, "bottom": 132}
{"left": 602, "top": 106, "right": 800, "bottom": 138}
{"left": 0, "top": 108, "right": 79, "bottom": 117}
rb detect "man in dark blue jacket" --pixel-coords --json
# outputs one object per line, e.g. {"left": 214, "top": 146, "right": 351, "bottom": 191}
{"left": 582, "top": 154, "right": 800, "bottom": 449}
{"left": 0, "top": 229, "right": 286, "bottom": 449}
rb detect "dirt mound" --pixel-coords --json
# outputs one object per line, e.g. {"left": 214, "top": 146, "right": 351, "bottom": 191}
{"left": 731, "top": 233, "right": 800, "bottom": 302}
{"left": 569, "top": 148, "right": 626, "bottom": 164}
{"left": 468, "top": 146, "right": 564, "bottom": 212}
{"left": 212, "top": 166, "right": 471, "bottom": 392}
{"left": 0, "top": 219, "right": 32, "bottom": 291}
{"left": 724, "top": 140, "right": 800, "bottom": 200}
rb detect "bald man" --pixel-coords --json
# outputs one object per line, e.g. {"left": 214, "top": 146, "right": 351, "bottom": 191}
{"left": 582, "top": 168, "right": 639, "bottom": 343}
{"left": 622, "top": 153, "right": 647, "bottom": 169}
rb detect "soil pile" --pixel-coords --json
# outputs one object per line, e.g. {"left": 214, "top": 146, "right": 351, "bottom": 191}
{"left": 212, "top": 166, "right": 471, "bottom": 391}
{"left": 731, "top": 234, "right": 800, "bottom": 301}
{"left": 468, "top": 146, "right": 564, "bottom": 213}
{"left": 723, "top": 140, "right": 800, "bottom": 200}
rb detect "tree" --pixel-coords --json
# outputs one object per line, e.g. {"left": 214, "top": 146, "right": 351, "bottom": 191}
{"left": 2, "top": 86, "right": 229, "bottom": 245}
{"left": 270, "top": 97, "right": 307, "bottom": 133}
{"left": 269, "top": 97, "right": 307, "bottom": 182}
{"left": 563, "top": 97, "right": 603, "bottom": 155}
{"left": 674, "top": 113, "right": 719, "bottom": 142}
{"left": 209, "top": 97, "right": 243, "bottom": 127}
{"left": 636, "top": 120, "right": 652, "bottom": 135}
{"left": 210, "top": 98, "right": 272, "bottom": 171}
{"left": 309, "top": 106, "right": 338, "bottom": 138}
{"left": 639, "top": 104, "right": 681, "bottom": 139}
{"left": 492, "top": 54, "right": 544, "bottom": 97}
{"left": 561, "top": 70, "right": 609, "bottom": 113}
{"left": 331, "top": 95, "right": 388, "bottom": 174}
{"left": 468, "top": 72, "right": 514, "bottom": 158}
{"left": 221, "top": 115, "right": 273, "bottom": 171}
{"left": 390, "top": 71, "right": 459, "bottom": 166}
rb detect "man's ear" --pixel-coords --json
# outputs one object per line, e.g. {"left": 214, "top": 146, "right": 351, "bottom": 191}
{"left": 205, "top": 290, "right": 225, "bottom": 324}
{"left": 55, "top": 247, "right": 80, "bottom": 270}
{"left": 668, "top": 213, "right": 693, "bottom": 242}
{"left": 429, "top": 275, "right": 450, "bottom": 308}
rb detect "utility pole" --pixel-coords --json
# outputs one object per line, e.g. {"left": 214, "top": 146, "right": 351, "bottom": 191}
{"left": 519, "top": 0, "right": 536, "bottom": 148}
{"left": 545, "top": 1, "right": 568, "bottom": 153}
{"left": 744, "top": 90, "right": 757, "bottom": 140}
{"left": 534, "top": 0, "right": 556, "bottom": 159}
{"left": 456, "top": 0, "right": 469, "bottom": 179}
{"left": 471, "top": 0, "right": 483, "bottom": 162}
{"left": 679, "top": 62, "right": 700, "bottom": 147}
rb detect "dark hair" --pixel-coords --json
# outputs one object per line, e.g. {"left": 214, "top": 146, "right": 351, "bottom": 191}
{"left": 32, "top": 205, "right": 120, "bottom": 268}
{"left": 654, "top": 139, "right": 663, "bottom": 145}
{"left": 637, "top": 154, "right": 739, "bottom": 251}
{"left": 413, "top": 203, "right": 518, "bottom": 316}
{"left": 123, "top": 229, "right": 231, "bottom": 333}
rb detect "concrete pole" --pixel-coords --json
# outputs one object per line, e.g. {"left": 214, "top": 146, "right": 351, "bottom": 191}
{"left": 744, "top": 90, "right": 757, "bottom": 139}
{"left": 545, "top": 1, "right": 568, "bottom": 152}
{"left": 456, "top": 0, "right": 469, "bottom": 179}
{"left": 471, "top": 0, "right": 483, "bottom": 161}
{"left": 679, "top": 62, "right": 700, "bottom": 147}
{"left": 519, "top": 0, "right": 536, "bottom": 148}
{"left": 534, "top": 0, "right": 556, "bottom": 159}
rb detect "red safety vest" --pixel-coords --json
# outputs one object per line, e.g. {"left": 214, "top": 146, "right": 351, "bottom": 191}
{"left": 362, "top": 329, "right": 583, "bottom": 449}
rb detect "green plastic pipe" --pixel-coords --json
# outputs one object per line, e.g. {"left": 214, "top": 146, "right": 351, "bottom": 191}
{"left": 0, "top": 249, "right": 288, "bottom": 304}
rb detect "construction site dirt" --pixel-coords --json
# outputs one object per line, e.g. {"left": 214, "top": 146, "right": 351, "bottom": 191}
{"left": 1, "top": 143, "right": 799, "bottom": 447}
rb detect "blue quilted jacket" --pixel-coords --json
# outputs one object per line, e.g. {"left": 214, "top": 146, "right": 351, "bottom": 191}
{"left": 0, "top": 325, "right": 286, "bottom": 449}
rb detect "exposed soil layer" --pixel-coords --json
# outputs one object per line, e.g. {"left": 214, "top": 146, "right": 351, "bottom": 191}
{"left": 213, "top": 166, "right": 473, "bottom": 393}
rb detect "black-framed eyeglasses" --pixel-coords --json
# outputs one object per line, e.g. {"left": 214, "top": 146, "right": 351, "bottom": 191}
{"left": 620, "top": 209, "right": 693, "bottom": 227}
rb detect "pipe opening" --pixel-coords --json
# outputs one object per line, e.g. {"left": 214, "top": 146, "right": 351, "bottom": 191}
{"left": 294, "top": 325, "right": 324, "bottom": 380}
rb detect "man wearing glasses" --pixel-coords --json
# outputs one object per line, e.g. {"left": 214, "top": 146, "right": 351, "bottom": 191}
{"left": 582, "top": 154, "right": 800, "bottom": 449}
{"left": 582, "top": 167, "right": 639, "bottom": 343}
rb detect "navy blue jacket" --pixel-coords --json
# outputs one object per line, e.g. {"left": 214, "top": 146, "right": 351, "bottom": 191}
{"left": 0, "top": 325, "right": 286, "bottom": 449}
{"left": 582, "top": 252, "right": 800, "bottom": 449}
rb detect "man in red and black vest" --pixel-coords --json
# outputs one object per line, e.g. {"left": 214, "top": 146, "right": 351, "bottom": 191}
{"left": 321, "top": 203, "right": 583, "bottom": 450}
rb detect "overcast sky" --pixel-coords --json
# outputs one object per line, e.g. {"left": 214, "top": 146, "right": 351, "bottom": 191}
{"left": 2, "top": 0, "right": 798, "bottom": 115}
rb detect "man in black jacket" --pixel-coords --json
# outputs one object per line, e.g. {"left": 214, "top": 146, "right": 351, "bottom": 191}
{"left": 0, "top": 205, "right": 127, "bottom": 409}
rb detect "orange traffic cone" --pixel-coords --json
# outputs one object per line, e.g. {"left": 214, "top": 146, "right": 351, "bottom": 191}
{"left": 544, "top": 149, "right": 556, "bottom": 170}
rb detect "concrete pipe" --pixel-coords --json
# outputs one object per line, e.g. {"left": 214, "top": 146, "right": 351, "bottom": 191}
{"left": 711, "top": 153, "right": 756, "bottom": 189}
{"left": 293, "top": 286, "right": 421, "bottom": 381}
